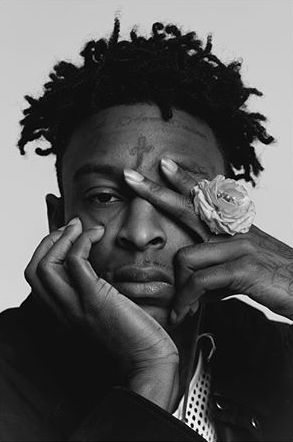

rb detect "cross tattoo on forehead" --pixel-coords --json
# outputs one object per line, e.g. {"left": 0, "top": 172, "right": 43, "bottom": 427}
{"left": 129, "top": 135, "right": 154, "bottom": 167}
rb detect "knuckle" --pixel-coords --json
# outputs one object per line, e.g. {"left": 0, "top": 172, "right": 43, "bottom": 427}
{"left": 36, "top": 257, "right": 51, "bottom": 278}
{"left": 175, "top": 197, "right": 189, "bottom": 221}
{"left": 62, "top": 233, "right": 75, "bottom": 249}
{"left": 24, "top": 266, "right": 33, "bottom": 284}
{"left": 66, "top": 253, "right": 81, "bottom": 270}
{"left": 226, "top": 260, "right": 248, "bottom": 284}
{"left": 175, "top": 246, "right": 191, "bottom": 267}
{"left": 44, "top": 231, "right": 61, "bottom": 248}
{"left": 191, "top": 270, "right": 206, "bottom": 288}
{"left": 232, "top": 256, "right": 258, "bottom": 290}
{"left": 148, "top": 180, "right": 162, "bottom": 195}
{"left": 223, "top": 261, "right": 237, "bottom": 282}
{"left": 238, "top": 238, "right": 256, "bottom": 254}
{"left": 184, "top": 194, "right": 194, "bottom": 211}
{"left": 238, "top": 254, "right": 256, "bottom": 271}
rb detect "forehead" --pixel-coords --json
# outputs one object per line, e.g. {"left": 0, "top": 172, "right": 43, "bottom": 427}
{"left": 62, "top": 103, "right": 225, "bottom": 185}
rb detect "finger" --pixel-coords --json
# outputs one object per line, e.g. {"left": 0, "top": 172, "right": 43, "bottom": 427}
{"left": 27, "top": 217, "right": 83, "bottom": 319}
{"left": 65, "top": 226, "right": 119, "bottom": 310}
{"left": 25, "top": 218, "right": 80, "bottom": 283}
{"left": 32, "top": 225, "right": 105, "bottom": 323}
{"left": 35, "top": 217, "right": 83, "bottom": 297}
{"left": 175, "top": 236, "right": 255, "bottom": 273}
{"left": 170, "top": 258, "right": 246, "bottom": 325}
{"left": 25, "top": 229, "right": 65, "bottom": 290}
{"left": 42, "top": 217, "right": 82, "bottom": 268}
{"left": 24, "top": 228, "right": 70, "bottom": 323}
{"left": 124, "top": 169, "right": 210, "bottom": 242}
{"left": 66, "top": 225, "right": 105, "bottom": 286}
{"left": 160, "top": 158, "right": 197, "bottom": 195}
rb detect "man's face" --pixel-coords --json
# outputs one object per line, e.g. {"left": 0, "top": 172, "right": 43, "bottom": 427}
{"left": 56, "top": 103, "right": 225, "bottom": 328}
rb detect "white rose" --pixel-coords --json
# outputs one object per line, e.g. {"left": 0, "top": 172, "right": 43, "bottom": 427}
{"left": 192, "top": 175, "right": 256, "bottom": 236}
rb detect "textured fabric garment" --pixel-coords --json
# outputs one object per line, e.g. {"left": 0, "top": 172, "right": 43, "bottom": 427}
{"left": 173, "top": 348, "right": 217, "bottom": 442}
{"left": 0, "top": 296, "right": 293, "bottom": 440}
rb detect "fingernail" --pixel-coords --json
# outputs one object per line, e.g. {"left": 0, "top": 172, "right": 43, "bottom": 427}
{"left": 161, "top": 158, "right": 178, "bottom": 174}
{"left": 67, "top": 217, "right": 80, "bottom": 227}
{"left": 94, "top": 224, "right": 105, "bottom": 231}
{"left": 58, "top": 225, "right": 67, "bottom": 231}
{"left": 124, "top": 169, "right": 144, "bottom": 183}
{"left": 169, "top": 310, "right": 178, "bottom": 325}
{"left": 91, "top": 225, "right": 105, "bottom": 242}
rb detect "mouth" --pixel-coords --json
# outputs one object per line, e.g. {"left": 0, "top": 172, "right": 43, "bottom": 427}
{"left": 112, "top": 266, "right": 174, "bottom": 306}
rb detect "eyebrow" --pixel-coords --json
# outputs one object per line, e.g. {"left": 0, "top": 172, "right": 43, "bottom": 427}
{"left": 73, "top": 164, "right": 123, "bottom": 182}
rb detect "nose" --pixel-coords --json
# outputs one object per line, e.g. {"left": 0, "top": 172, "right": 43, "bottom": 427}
{"left": 116, "top": 197, "right": 167, "bottom": 251}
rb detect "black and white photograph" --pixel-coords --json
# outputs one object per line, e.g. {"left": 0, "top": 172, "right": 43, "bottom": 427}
{"left": 0, "top": 0, "right": 292, "bottom": 440}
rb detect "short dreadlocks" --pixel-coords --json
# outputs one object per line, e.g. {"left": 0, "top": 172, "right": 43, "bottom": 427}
{"left": 18, "top": 18, "right": 274, "bottom": 193}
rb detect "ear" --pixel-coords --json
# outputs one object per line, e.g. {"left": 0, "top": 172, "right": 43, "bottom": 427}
{"left": 45, "top": 193, "right": 65, "bottom": 232}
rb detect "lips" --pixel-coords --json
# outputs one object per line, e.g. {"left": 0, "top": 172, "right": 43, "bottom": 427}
{"left": 113, "top": 266, "right": 173, "bottom": 284}
{"left": 112, "top": 266, "right": 174, "bottom": 306}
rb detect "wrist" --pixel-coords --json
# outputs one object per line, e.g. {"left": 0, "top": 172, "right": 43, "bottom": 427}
{"left": 127, "top": 362, "right": 179, "bottom": 412}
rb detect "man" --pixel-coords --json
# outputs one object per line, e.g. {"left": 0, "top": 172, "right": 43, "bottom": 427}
{"left": 1, "top": 19, "right": 292, "bottom": 441}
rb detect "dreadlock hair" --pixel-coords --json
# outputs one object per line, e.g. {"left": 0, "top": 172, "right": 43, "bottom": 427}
{"left": 18, "top": 18, "right": 274, "bottom": 194}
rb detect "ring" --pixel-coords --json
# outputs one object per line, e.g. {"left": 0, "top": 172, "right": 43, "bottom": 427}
{"left": 190, "top": 175, "right": 256, "bottom": 236}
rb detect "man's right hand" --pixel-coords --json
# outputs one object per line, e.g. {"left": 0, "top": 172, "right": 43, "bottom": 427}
{"left": 24, "top": 217, "right": 179, "bottom": 412}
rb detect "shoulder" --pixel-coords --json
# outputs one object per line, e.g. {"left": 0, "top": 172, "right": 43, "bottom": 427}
{"left": 205, "top": 298, "right": 292, "bottom": 376}
{"left": 205, "top": 297, "right": 291, "bottom": 342}
{"left": 0, "top": 303, "right": 28, "bottom": 345}
{"left": 0, "top": 298, "right": 37, "bottom": 369}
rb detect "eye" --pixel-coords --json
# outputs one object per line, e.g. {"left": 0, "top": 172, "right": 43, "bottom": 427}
{"left": 86, "top": 189, "right": 123, "bottom": 206}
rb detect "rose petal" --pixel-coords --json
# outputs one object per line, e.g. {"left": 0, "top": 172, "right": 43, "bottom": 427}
{"left": 192, "top": 175, "right": 255, "bottom": 235}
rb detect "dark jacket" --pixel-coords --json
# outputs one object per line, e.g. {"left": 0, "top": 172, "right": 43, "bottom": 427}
{"left": 0, "top": 295, "right": 292, "bottom": 441}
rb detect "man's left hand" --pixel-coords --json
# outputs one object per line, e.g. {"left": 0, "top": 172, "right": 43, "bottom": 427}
{"left": 124, "top": 160, "right": 293, "bottom": 324}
